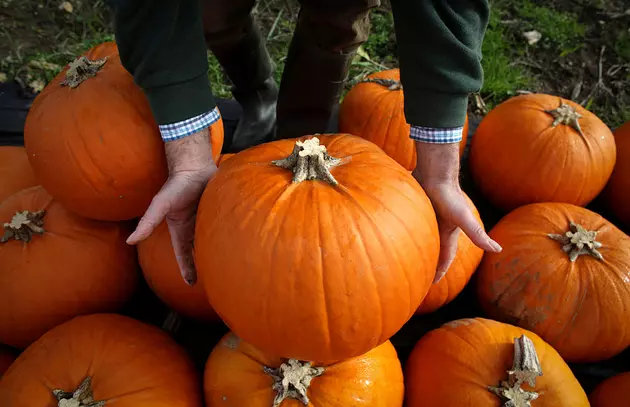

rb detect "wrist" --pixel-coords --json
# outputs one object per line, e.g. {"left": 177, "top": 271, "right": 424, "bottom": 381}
{"left": 165, "top": 128, "right": 215, "bottom": 174}
{"left": 413, "top": 141, "right": 460, "bottom": 187}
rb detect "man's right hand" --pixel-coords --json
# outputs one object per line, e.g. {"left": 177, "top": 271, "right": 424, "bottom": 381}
{"left": 126, "top": 128, "right": 216, "bottom": 285}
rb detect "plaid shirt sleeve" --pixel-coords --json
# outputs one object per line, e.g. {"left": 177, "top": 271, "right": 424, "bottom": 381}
{"left": 158, "top": 107, "right": 221, "bottom": 142}
{"left": 409, "top": 125, "right": 463, "bottom": 144}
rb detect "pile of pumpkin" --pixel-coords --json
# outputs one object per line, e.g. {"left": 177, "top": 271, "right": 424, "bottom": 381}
{"left": 0, "top": 41, "right": 629, "bottom": 407}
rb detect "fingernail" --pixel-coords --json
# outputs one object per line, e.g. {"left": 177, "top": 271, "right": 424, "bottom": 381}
{"left": 490, "top": 240, "right": 503, "bottom": 252}
{"left": 126, "top": 232, "right": 137, "bottom": 245}
{"left": 433, "top": 271, "right": 445, "bottom": 284}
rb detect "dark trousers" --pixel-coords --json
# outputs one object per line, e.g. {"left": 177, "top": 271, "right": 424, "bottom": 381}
{"left": 202, "top": 0, "right": 381, "bottom": 139}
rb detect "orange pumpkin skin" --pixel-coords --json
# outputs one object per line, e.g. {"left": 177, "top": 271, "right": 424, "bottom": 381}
{"left": 416, "top": 194, "right": 484, "bottom": 314}
{"left": 470, "top": 94, "right": 616, "bottom": 212}
{"left": 0, "top": 186, "right": 138, "bottom": 349}
{"left": 195, "top": 134, "right": 440, "bottom": 362}
{"left": 138, "top": 221, "right": 219, "bottom": 322}
{"left": 405, "top": 318, "right": 589, "bottom": 407}
{"left": 0, "top": 347, "right": 16, "bottom": 377}
{"left": 23, "top": 41, "right": 224, "bottom": 221}
{"left": 604, "top": 121, "right": 630, "bottom": 228}
{"left": 476, "top": 202, "right": 630, "bottom": 363}
{"left": 589, "top": 372, "right": 630, "bottom": 407}
{"left": 339, "top": 69, "right": 468, "bottom": 171}
{"left": 0, "top": 314, "right": 203, "bottom": 407}
{"left": 217, "top": 153, "right": 235, "bottom": 166}
{"left": 0, "top": 147, "right": 38, "bottom": 203}
{"left": 204, "top": 332, "right": 404, "bottom": 407}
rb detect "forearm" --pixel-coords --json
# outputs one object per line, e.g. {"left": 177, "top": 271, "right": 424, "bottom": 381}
{"left": 390, "top": 0, "right": 489, "bottom": 129}
{"left": 106, "top": 0, "right": 216, "bottom": 126}
{"left": 412, "top": 142, "right": 460, "bottom": 187}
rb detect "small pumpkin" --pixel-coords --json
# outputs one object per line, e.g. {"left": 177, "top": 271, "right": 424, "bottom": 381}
{"left": 195, "top": 135, "right": 439, "bottom": 362}
{"left": 470, "top": 93, "right": 616, "bottom": 211}
{"left": 589, "top": 372, "right": 630, "bottom": 407}
{"left": 603, "top": 121, "right": 630, "bottom": 229}
{"left": 217, "top": 153, "right": 235, "bottom": 166}
{"left": 405, "top": 318, "right": 589, "bottom": 407}
{"left": 24, "top": 41, "right": 224, "bottom": 221}
{"left": 0, "top": 147, "right": 38, "bottom": 203}
{"left": 204, "top": 332, "right": 404, "bottom": 407}
{"left": 0, "top": 186, "right": 138, "bottom": 349}
{"left": 0, "top": 314, "right": 203, "bottom": 407}
{"left": 476, "top": 202, "right": 630, "bottom": 363}
{"left": 138, "top": 220, "right": 219, "bottom": 322}
{"left": 339, "top": 69, "right": 468, "bottom": 171}
{"left": 416, "top": 193, "right": 484, "bottom": 314}
{"left": 0, "top": 347, "right": 16, "bottom": 377}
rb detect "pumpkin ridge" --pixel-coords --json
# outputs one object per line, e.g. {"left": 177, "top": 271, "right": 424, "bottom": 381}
{"left": 371, "top": 87, "right": 401, "bottom": 150}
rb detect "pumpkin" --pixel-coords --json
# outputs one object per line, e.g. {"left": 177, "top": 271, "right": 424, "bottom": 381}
{"left": 138, "top": 220, "right": 219, "bottom": 322}
{"left": 339, "top": 69, "right": 468, "bottom": 171}
{"left": 204, "top": 332, "right": 404, "bottom": 407}
{"left": 0, "top": 147, "right": 38, "bottom": 203}
{"left": 0, "top": 314, "right": 203, "bottom": 407}
{"left": 589, "top": 372, "right": 630, "bottom": 407}
{"left": 476, "top": 202, "right": 630, "bottom": 363}
{"left": 0, "top": 347, "right": 16, "bottom": 377}
{"left": 603, "top": 121, "right": 630, "bottom": 229}
{"left": 416, "top": 193, "right": 484, "bottom": 314}
{"left": 217, "top": 153, "right": 235, "bottom": 166}
{"left": 23, "top": 41, "right": 224, "bottom": 221}
{"left": 0, "top": 186, "right": 138, "bottom": 349}
{"left": 195, "top": 135, "right": 439, "bottom": 362}
{"left": 469, "top": 93, "right": 616, "bottom": 212}
{"left": 405, "top": 317, "right": 589, "bottom": 406}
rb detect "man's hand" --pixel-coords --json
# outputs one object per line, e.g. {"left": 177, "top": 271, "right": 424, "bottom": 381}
{"left": 413, "top": 141, "right": 502, "bottom": 284}
{"left": 126, "top": 128, "right": 216, "bottom": 286}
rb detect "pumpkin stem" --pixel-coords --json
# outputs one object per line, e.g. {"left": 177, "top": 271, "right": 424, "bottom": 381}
{"left": 53, "top": 376, "right": 106, "bottom": 407}
{"left": 60, "top": 55, "right": 108, "bottom": 88}
{"left": 361, "top": 77, "right": 402, "bottom": 91}
{"left": 548, "top": 222, "right": 604, "bottom": 262}
{"left": 543, "top": 100, "right": 585, "bottom": 137}
{"left": 272, "top": 137, "right": 342, "bottom": 185}
{"left": 1, "top": 210, "right": 45, "bottom": 243}
{"left": 263, "top": 359, "right": 325, "bottom": 407}
{"left": 488, "top": 335, "right": 543, "bottom": 407}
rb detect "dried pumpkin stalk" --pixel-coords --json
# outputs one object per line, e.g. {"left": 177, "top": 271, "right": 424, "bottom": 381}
{"left": 272, "top": 137, "right": 342, "bottom": 185}
{"left": 1, "top": 210, "right": 45, "bottom": 243}
{"left": 548, "top": 222, "right": 604, "bottom": 262}
{"left": 264, "top": 359, "right": 325, "bottom": 407}
{"left": 53, "top": 376, "right": 106, "bottom": 407}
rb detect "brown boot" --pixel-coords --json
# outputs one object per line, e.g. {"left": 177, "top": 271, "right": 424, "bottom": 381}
{"left": 203, "top": 4, "right": 278, "bottom": 152}
{"left": 275, "top": 1, "right": 379, "bottom": 140}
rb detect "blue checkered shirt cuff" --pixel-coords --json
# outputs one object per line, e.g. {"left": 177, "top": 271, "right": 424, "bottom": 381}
{"left": 409, "top": 125, "right": 463, "bottom": 144}
{"left": 158, "top": 107, "right": 221, "bottom": 142}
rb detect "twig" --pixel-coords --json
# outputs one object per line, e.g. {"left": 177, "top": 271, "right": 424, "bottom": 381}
{"left": 472, "top": 93, "right": 489, "bottom": 116}
{"left": 580, "top": 46, "right": 613, "bottom": 106}
{"left": 267, "top": 9, "right": 284, "bottom": 41}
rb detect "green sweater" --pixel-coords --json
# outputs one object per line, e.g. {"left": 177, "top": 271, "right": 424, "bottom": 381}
{"left": 107, "top": 0, "right": 489, "bottom": 129}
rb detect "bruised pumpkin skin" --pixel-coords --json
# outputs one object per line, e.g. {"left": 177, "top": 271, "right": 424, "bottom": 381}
{"left": 603, "top": 121, "right": 630, "bottom": 229}
{"left": 24, "top": 41, "right": 224, "bottom": 221}
{"left": 405, "top": 318, "right": 589, "bottom": 407}
{"left": 338, "top": 69, "right": 468, "bottom": 171}
{"left": 0, "top": 347, "right": 16, "bottom": 377}
{"left": 0, "top": 186, "right": 138, "bottom": 349}
{"left": 195, "top": 134, "right": 440, "bottom": 363}
{"left": 476, "top": 202, "right": 630, "bottom": 363}
{"left": 138, "top": 221, "right": 219, "bottom": 322}
{"left": 0, "top": 314, "right": 203, "bottom": 407}
{"left": 470, "top": 93, "right": 616, "bottom": 211}
{"left": 416, "top": 193, "right": 484, "bottom": 314}
{"left": 204, "top": 333, "right": 404, "bottom": 407}
{"left": 589, "top": 372, "right": 630, "bottom": 407}
{"left": 0, "top": 147, "right": 38, "bottom": 204}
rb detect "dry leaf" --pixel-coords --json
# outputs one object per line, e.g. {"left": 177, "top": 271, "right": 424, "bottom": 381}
{"left": 59, "top": 1, "right": 73, "bottom": 13}
{"left": 522, "top": 30, "right": 542, "bottom": 45}
{"left": 0, "top": 72, "right": 7, "bottom": 83}
{"left": 29, "top": 79, "right": 46, "bottom": 93}
{"left": 29, "top": 60, "right": 62, "bottom": 71}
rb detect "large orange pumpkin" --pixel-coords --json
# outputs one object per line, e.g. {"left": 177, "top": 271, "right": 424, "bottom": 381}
{"left": 470, "top": 94, "right": 616, "bottom": 211}
{"left": 0, "top": 347, "right": 16, "bottom": 377}
{"left": 138, "top": 220, "right": 219, "bottom": 322}
{"left": 603, "top": 121, "right": 630, "bottom": 228}
{"left": 589, "top": 372, "right": 630, "bottom": 407}
{"left": 0, "top": 186, "right": 138, "bottom": 349}
{"left": 0, "top": 147, "right": 38, "bottom": 203}
{"left": 195, "top": 135, "right": 440, "bottom": 362}
{"left": 476, "top": 202, "right": 630, "bottom": 363}
{"left": 24, "top": 41, "right": 224, "bottom": 221}
{"left": 339, "top": 69, "right": 468, "bottom": 171}
{"left": 216, "top": 153, "right": 235, "bottom": 166}
{"left": 0, "top": 314, "right": 203, "bottom": 407}
{"left": 204, "top": 332, "right": 404, "bottom": 407}
{"left": 416, "top": 193, "right": 484, "bottom": 314}
{"left": 405, "top": 318, "right": 589, "bottom": 406}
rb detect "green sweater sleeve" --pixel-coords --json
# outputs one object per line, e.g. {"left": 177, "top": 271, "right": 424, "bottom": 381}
{"left": 390, "top": 0, "right": 489, "bottom": 128}
{"left": 107, "top": 0, "right": 216, "bottom": 125}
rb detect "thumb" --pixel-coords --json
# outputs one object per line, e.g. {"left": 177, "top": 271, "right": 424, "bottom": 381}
{"left": 126, "top": 191, "right": 170, "bottom": 245}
